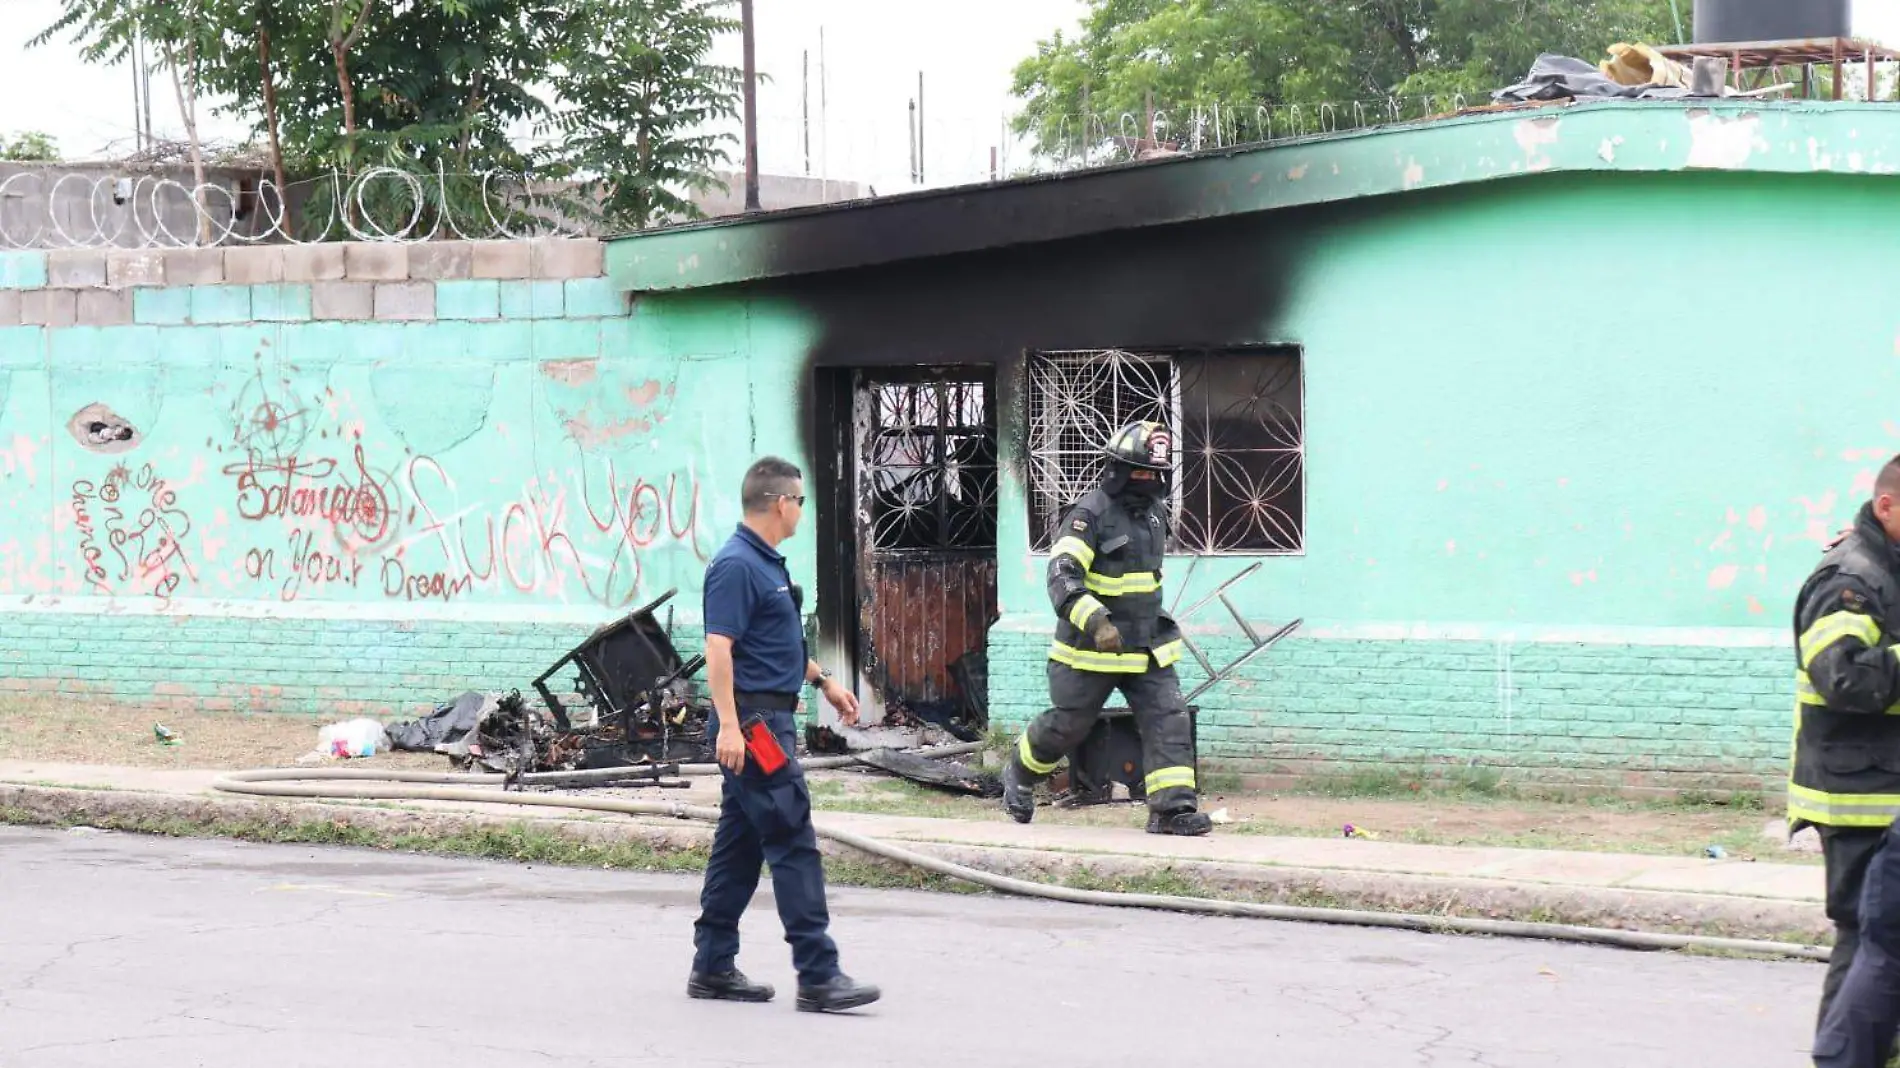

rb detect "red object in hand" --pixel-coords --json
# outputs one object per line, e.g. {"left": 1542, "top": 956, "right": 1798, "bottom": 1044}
{"left": 741, "top": 716, "right": 789, "bottom": 776}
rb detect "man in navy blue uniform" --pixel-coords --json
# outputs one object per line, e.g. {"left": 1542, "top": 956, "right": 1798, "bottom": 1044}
{"left": 688, "top": 455, "right": 881, "bottom": 1014}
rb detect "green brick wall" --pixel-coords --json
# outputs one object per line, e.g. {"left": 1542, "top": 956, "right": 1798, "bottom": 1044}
{"left": 986, "top": 627, "right": 1791, "bottom": 790}
{"left": 0, "top": 611, "right": 707, "bottom": 718}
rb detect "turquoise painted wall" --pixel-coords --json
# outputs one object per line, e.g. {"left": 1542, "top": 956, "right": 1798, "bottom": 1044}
{"left": 0, "top": 246, "right": 819, "bottom": 717}
{"left": 982, "top": 170, "right": 1899, "bottom": 789}
{"left": 3, "top": 164, "right": 1889, "bottom": 790}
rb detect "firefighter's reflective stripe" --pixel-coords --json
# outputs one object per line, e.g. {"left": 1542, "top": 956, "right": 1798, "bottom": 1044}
{"left": 1152, "top": 640, "right": 1184, "bottom": 667}
{"left": 1048, "top": 641, "right": 1150, "bottom": 673}
{"left": 1794, "top": 666, "right": 1900, "bottom": 713}
{"left": 1051, "top": 536, "right": 1095, "bottom": 568}
{"left": 1799, "top": 610, "right": 1882, "bottom": 668}
{"left": 1067, "top": 594, "right": 1107, "bottom": 631}
{"left": 1144, "top": 765, "right": 1196, "bottom": 794}
{"left": 1787, "top": 781, "right": 1900, "bottom": 827}
{"left": 1084, "top": 570, "right": 1161, "bottom": 596}
{"left": 1796, "top": 670, "right": 1827, "bottom": 706}
{"left": 1017, "top": 731, "right": 1060, "bottom": 775}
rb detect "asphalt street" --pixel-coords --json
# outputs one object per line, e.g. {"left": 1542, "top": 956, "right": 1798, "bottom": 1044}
{"left": 0, "top": 825, "right": 1820, "bottom": 1067}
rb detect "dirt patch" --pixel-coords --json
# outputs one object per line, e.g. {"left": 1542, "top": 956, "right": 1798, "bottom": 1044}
{"left": 805, "top": 769, "right": 1791, "bottom": 862}
{"left": 0, "top": 698, "right": 442, "bottom": 771}
{"left": 1205, "top": 792, "right": 1780, "bottom": 858}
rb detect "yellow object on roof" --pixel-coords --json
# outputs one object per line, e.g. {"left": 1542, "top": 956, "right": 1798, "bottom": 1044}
{"left": 1601, "top": 42, "right": 1691, "bottom": 89}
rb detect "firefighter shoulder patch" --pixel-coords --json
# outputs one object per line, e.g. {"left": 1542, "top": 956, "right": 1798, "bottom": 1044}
{"left": 1842, "top": 587, "right": 1869, "bottom": 613}
{"left": 1071, "top": 517, "right": 1089, "bottom": 533}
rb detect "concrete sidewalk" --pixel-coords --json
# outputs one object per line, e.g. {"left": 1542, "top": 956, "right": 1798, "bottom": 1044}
{"left": 0, "top": 758, "right": 1830, "bottom": 945}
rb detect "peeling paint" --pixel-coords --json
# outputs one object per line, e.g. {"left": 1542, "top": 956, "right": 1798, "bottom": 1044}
{"left": 1513, "top": 116, "right": 1561, "bottom": 172}
{"left": 542, "top": 359, "right": 599, "bottom": 386}
{"left": 1287, "top": 163, "right": 1308, "bottom": 180}
{"left": 1402, "top": 158, "right": 1425, "bottom": 188}
{"left": 626, "top": 379, "right": 665, "bottom": 407}
{"left": 1708, "top": 564, "right": 1740, "bottom": 590}
{"left": 1809, "top": 137, "right": 1835, "bottom": 171}
{"left": 1686, "top": 111, "right": 1766, "bottom": 170}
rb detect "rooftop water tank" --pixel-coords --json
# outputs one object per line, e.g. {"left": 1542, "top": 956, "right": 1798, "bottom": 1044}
{"left": 1692, "top": 0, "right": 1852, "bottom": 44}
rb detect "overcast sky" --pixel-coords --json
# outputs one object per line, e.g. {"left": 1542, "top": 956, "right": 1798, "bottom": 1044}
{"left": 2, "top": 0, "right": 1896, "bottom": 192}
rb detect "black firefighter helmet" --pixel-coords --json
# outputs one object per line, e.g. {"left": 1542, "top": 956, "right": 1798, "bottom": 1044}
{"left": 1101, "top": 420, "right": 1174, "bottom": 494}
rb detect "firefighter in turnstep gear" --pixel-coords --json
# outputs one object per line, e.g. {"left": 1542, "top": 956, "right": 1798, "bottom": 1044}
{"left": 1799, "top": 455, "right": 1900, "bottom": 1068}
{"left": 1000, "top": 419, "right": 1213, "bottom": 837}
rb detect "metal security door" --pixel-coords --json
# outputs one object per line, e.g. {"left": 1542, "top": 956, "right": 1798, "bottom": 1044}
{"left": 851, "top": 370, "right": 998, "bottom": 730}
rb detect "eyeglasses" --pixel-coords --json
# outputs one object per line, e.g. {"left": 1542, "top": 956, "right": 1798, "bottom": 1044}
{"left": 770, "top": 493, "right": 807, "bottom": 506}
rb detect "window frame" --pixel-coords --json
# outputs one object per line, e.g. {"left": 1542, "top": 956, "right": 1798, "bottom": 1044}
{"left": 1023, "top": 344, "right": 1306, "bottom": 558}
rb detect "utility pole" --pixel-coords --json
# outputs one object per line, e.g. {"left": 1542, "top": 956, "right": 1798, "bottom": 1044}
{"left": 741, "top": 0, "right": 760, "bottom": 211}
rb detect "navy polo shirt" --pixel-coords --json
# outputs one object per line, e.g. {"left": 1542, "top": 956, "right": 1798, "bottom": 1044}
{"left": 703, "top": 524, "right": 806, "bottom": 694}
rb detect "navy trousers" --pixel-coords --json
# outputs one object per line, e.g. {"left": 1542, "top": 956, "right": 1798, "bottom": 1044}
{"left": 690, "top": 708, "right": 841, "bottom": 987}
{"left": 1816, "top": 821, "right": 1900, "bottom": 1067}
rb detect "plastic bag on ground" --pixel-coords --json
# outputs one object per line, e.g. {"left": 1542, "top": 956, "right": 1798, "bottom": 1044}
{"left": 316, "top": 718, "right": 388, "bottom": 759}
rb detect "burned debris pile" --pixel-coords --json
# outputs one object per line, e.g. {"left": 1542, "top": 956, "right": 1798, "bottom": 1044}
{"left": 353, "top": 566, "right": 1300, "bottom": 802}
{"left": 368, "top": 588, "right": 983, "bottom": 793}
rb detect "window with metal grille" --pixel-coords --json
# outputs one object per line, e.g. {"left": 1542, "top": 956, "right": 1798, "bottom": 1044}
{"left": 1025, "top": 347, "right": 1304, "bottom": 554}
{"left": 859, "top": 377, "right": 998, "bottom": 552}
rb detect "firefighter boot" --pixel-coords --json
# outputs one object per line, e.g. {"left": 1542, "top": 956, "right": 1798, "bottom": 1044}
{"left": 1001, "top": 758, "right": 1036, "bottom": 824}
{"left": 1147, "top": 808, "right": 1213, "bottom": 837}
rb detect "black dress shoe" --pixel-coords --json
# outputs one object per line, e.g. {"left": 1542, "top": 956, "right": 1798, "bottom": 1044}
{"left": 687, "top": 970, "right": 774, "bottom": 1002}
{"left": 795, "top": 974, "right": 881, "bottom": 1013}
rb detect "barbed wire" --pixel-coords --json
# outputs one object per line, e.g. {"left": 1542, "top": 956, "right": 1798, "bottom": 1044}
{"left": 0, "top": 94, "right": 1487, "bottom": 247}
{"left": 0, "top": 165, "right": 596, "bottom": 250}
{"left": 994, "top": 94, "right": 1478, "bottom": 179}
{"left": 744, "top": 93, "right": 1487, "bottom": 190}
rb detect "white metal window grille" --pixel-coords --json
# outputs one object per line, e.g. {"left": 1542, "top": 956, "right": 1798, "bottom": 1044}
{"left": 1025, "top": 347, "right": 1304, "bottom": 554}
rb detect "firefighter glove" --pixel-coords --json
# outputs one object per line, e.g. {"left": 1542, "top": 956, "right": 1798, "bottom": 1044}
{"left": 1090, "top": 615, "right": 1124, "bottom": 652}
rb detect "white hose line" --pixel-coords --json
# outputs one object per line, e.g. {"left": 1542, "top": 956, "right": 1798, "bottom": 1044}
{"left": 207, "top": 765, "right": 1829, "bottom": 962}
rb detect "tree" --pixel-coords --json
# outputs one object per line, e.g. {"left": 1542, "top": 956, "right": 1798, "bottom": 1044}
{"left": 0, "top": 132, "right": 61, "bottom": 162}
{"left": 537, "top": 0, "right": 743, "bottom": 232}
{"left": 201, "top": 0, "right": 556, "bottom": 237}
{"left": 31, "top": 0, "right": 222, "bottom": 240}
{"left": 37, "top": 0, "right": 748, "bottom": 240}
{"left": 1010, "top": 0, "right": 1682, "bottom": 163}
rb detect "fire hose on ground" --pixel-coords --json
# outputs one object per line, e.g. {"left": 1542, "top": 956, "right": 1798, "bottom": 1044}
{"left": 209, "top": 746, "right": 1829, "bottom": 964}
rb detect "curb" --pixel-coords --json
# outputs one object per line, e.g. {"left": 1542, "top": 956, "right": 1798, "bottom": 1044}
{"left": 0, "top": 783, "right": 1830, "bottom": 951}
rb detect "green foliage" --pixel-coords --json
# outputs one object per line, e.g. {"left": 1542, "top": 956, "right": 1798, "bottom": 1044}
{"left": 34, "top": 0, "right": 744, "bottom": 237}
{"left": 0, "top": 132, "right": 60, "bottom": 162}
{"left": 536, "top": 0, "right": 742, "bottom": 232}
{"left": 1011, "top": 0, "right": 1683, "bottom": 163}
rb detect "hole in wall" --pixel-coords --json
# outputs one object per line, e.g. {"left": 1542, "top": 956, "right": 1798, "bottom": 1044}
{"left": 68, "top": 402, "right": 140, "bottom": 454}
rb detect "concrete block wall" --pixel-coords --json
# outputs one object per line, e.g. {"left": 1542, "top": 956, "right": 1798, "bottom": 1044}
{"left": 0, "top": 238, "right": 772, "bottom": 719}
{"left": 0, "top": 240, "right": 621, "bottom": 329}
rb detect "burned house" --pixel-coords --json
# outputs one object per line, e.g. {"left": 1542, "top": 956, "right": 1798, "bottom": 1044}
{"left": 7, "top": 89, "right": 1900, "bottom": 793}
{"left": 604, "top": 95, "right": 1900, "bottom": 791}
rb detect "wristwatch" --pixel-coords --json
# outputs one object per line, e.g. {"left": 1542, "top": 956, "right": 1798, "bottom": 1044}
{"left": 810, "top": 667, "right": 833, "bottom": 689}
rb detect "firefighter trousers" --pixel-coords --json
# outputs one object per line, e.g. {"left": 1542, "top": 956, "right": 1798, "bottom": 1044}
{"left": 1013, "top": 657, "right": 1198, "bottom": 814}
{"left": 1815, "top": 821, "right": 1900, "bottom": 1067}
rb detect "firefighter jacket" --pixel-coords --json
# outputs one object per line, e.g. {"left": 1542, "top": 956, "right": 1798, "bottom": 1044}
{"left": 1789, "top": 502, "right": 1900, "bottom": 829}
{"left": 1045, "top": 487, "right": 1185, "bottom": 673}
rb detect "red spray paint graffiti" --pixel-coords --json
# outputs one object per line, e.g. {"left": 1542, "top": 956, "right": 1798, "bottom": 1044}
{"left": 70, "top": 463, "right": 196, "bottom": 600}
{"left": 402, "top": 456, "right": 708, "bottom": 607}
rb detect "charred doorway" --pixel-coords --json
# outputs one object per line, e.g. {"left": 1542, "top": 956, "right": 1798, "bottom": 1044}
{"left": 815, "top": 368, "right": 998, "bottom": 739}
